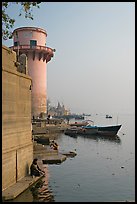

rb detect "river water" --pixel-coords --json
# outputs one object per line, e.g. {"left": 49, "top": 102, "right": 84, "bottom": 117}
{"left": 9, "top": 113, "right": 135, "bottom": 202}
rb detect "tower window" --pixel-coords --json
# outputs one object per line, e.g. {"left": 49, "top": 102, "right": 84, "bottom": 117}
{"left": 14, "top": 41, "right": 19, "bottom": 46}
{"left": 30, "top": 40, "right": 37, "bottom": 47}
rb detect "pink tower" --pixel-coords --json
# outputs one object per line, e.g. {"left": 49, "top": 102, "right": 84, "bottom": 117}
{"left": 10, "top": 27, "right": 55, "bottom": 118}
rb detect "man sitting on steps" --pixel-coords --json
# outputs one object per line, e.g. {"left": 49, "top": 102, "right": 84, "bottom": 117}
{"left": 30, "top": 158, "right": 45, "bottom": 177}
{"left": 50, "top": 140, "right": 59, "bottom": 150}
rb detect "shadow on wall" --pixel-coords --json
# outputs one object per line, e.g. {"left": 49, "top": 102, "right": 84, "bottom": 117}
{"left": 25, "top": 163, "right": 30, "bottom": 176}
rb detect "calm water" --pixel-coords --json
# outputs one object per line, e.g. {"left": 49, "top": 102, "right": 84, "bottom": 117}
{"left": 46, "top": 113, "right": 135, "bottom": 202}
{"left": 9, "top": 113, "right": 135, "bottom": 202}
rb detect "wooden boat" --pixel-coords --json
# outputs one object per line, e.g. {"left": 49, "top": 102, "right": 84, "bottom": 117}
{"left": 64, "top": 126, "right": 81, "bottom": 136}
{"left": 81, "top": 124, "right": 122, "bottom": 136}
{"left": 106, "top": 114, "right": 112, "bottom": 118}
{"left": 74, "top": 115, "right": 84, "bottom": 120}
{"left": 61, "top": 151, "right": 77, "bottom": 157}
{"left": 34, "top": 137, "right": 50, "bottom": 145}
{"left": 65, "top": 124, "right": 122, "bottom": 137}
{"left": 64, "top": 125, "right": 97, "bottom": 136}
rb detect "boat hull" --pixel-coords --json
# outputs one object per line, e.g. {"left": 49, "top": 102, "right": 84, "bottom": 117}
{"left": 97, "top": 125, "right": 122, "bottom": 136}
{"left": 64, "top": 126, "right": 81, "bottom": 136}
{"left": 65, "top": 124, "right": 122, "bottom": 137}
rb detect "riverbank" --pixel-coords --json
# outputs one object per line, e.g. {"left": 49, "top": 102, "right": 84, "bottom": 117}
{"left": 2, "top": 123, "right": 70, "bottom": 201}
{"left": 3, "top": 114, "right": 135, "bottom": 202}
{"left": 32, "top": 121, "right": 69, "bottom": 135}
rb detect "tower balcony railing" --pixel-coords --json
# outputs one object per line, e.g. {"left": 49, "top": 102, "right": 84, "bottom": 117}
{"left": 10, "top": 45, "right": 55, "bottom": 55}
{"left": 10, "top": 45, "right": 55, "bottom": 62}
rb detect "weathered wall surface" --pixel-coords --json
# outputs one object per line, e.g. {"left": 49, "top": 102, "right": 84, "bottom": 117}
{"left": 2, "top": 45, "right": 33, "bottom": 191}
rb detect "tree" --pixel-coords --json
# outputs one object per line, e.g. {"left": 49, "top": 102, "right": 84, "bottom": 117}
{"left": 2, "top": 2, "right": 41, "bottom": 40}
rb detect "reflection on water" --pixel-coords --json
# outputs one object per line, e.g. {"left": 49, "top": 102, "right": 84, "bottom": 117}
{"left": 48, "top": 114, "right": 135, "bottom": 202}
{"left": 67, "top": 134, "right": 121, "bottom": 144}
{"left": 30, "top": 179, "right": 55, "bottom": 202}
{"left": 29, "top": 163, "right": 55, "bottom": 202}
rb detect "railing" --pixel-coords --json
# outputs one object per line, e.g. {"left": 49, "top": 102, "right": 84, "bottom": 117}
{"left": 10, "top": 45, "right": 55, "bottom": 54}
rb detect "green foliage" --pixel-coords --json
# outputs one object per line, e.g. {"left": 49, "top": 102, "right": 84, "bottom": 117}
{"left": 2, "top": 2, "right": 41, "bottom": 40}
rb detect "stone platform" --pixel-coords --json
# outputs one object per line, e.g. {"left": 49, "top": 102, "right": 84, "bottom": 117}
{"left": 2, "top": 175, "right": 44, "bottom": 201}
{"left": 33, "top": 142, "right": 67, "bottom": 164}
{"left": 42, "top": 153, "right": 66, "bottom": 164}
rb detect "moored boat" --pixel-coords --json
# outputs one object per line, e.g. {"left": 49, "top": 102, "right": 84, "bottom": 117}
{"left": 106, "top": 114, "right": 112, "bottom": 118}
{"left": 65, "top": 124, "right": 122, "bottom": 137}
{"left": 64, "top": 126, "right": 81, "bottom": 136}
{"left": 74, "top": 114, "right": 85, "bottom": 120}
{"left": 97, "top": 124, "right": 122, "bottom": 136}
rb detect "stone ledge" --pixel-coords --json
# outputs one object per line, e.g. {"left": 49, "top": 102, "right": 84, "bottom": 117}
{"left": 2, "top": 175, "right": 44, "bottom": 201}
{"left": 42, "top": 153, "right": 67, "bottom": 164}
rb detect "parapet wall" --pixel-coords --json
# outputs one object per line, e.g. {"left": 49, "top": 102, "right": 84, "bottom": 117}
{"left": 2, "top": 45, "right": 33, "bottom": 191}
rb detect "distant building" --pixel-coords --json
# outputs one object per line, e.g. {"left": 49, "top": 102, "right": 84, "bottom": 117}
{"left": 48, "top": 102, "right": 70, "bottom": 116}
{"left": 2, "top": 45, "right": 33, "bottom": 191}
{"left": 10, "top": 27, "right": 55, "bottom": 118}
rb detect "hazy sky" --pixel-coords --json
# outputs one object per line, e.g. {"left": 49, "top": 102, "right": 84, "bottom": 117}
{"left": 3, "top": 2, "right": 135, "bottom": 114}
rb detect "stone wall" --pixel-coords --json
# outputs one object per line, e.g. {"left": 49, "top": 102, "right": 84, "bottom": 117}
{"left": 2, "top": 45, "right": 33, "bottom": 191}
